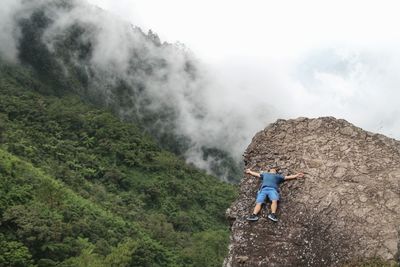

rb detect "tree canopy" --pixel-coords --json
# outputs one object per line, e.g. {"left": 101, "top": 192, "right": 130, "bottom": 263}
{"left": 0, "top": 61, "right": 237, "bottom": 266}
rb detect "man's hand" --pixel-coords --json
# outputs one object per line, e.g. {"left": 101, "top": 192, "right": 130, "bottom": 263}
{"left": 284, "top": 172, "right": 305, "bottom": 180}
{"left": 245, "top": 169, "right": 261, "bottom": 178}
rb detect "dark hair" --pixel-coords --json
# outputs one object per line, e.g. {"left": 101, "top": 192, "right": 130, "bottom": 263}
{"left": 269, "top": 165, "right": 280, "bottom": 171}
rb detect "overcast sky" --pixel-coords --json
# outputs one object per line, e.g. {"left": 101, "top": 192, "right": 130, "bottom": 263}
{"left": 86, "top": 0, "right": 400, "bottom": 138}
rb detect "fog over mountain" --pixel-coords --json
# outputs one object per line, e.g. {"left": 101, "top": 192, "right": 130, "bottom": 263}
{"left": 87, "top": 0, "right": 400, "bottom": 139}
{"left": 1, "top": 0, "right": 271, "bottom": 180}
{"left": 2, "top": 0, "right": 400, "bottom": 181}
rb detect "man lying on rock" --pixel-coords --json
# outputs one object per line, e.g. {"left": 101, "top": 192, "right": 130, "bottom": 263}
{"left": 246, "top": 165, "right": 304, "bottom": 222}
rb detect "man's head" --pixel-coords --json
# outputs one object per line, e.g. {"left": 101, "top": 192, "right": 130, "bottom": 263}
{"left": 269, "top": 165, "right": 280, "bottom": 173}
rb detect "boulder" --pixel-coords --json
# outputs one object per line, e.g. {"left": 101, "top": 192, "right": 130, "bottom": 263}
{"left": 224, "top": 117, "right": 400, "bottom": 266}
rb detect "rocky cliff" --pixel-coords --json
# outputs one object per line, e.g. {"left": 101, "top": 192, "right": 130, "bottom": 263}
{"left": 224, "top": 117, "right": 400, "bottom": 266}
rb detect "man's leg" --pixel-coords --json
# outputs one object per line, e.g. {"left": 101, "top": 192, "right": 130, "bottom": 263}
{"left": 252, "top": 203, "right": 262, "bottom": 215}
{"left": 267, "top": 200, "right": 279, "bottom": 222}
{"left": 267, "top": 189, "right": 279, "bottom": 222}
{"left": 247, "top": 203, "right": 262, "bottom": 221}
{"left": 270, "top": 200, "right": 278, "bottom": 214}
{"left": 247, "top": 190, "right": 266, "bottom": 221}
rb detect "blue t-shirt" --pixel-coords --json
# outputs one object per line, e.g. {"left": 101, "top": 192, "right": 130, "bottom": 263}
{"left": 260, "top": 173, "right": 285, "bottom": 189}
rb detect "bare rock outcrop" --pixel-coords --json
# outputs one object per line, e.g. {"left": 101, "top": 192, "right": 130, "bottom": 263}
{"left": 225, "top": 117, "right": 400, "bottom": 267}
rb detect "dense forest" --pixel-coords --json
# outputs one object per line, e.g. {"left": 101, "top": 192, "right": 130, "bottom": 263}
{"left": 0, "top": 60, "right": 237, "bottom": 266}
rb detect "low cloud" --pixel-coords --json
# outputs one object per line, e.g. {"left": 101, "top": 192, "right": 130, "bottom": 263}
{"left": 289, "top": 48, "right": 400, "bottom": 138}
{"left": 0, "top": 0, "right": 23, "bottom": 62}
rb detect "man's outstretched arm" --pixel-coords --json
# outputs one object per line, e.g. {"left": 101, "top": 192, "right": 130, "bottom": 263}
{"left": 284, "top": 172, "right": 304, "bottom": 180}
{"left": 245, "top": 169, "right": 261, "bottom": 178}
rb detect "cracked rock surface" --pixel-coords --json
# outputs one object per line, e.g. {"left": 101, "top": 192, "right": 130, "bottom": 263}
{"left": 224, "top": 117, "right": 400, "bottom": 267}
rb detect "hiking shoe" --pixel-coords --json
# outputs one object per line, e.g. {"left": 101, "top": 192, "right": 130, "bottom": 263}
{"left": 246, "top": 214, "right": 259, "bottom": 221}
{"left": 267, "top": 213, "right": 278, "bottom": 222}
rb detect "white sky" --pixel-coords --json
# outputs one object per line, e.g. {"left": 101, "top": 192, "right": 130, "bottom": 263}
{"left": 86, "top": 0, "right": 400, "bottom": 62}
{"left": 86, "top": 0, "right": 400, "bottom": 138}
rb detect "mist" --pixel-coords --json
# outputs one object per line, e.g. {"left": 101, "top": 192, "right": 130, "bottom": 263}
{"left": 0, "top": 0, "right": 273, "bottom": 180}
{"left": 213, "top": 47, "right": 400, "bottom": 139}
{"left": 2, "top": 0, "right": 400, "bottom": 181}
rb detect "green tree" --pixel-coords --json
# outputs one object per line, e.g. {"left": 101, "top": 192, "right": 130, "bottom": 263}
{"left": 104, "top": 239, "right": 138, "bottom": 267}
{"left": 60, "top": 238, "right": 105, "bottom": 267}
{"left": 182, "top": 230, "right": 230, "bottom": 267}
{"left": 0, "top": 234, "right": 34, "bottom": 267}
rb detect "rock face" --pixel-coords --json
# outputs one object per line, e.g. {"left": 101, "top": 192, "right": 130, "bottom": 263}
{"left": 224, "top": 117, "right": 400, "bottom": 267}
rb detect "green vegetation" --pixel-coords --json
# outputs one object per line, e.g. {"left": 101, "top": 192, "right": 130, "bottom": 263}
{"left": 0, "top": 61, "right": 237, "bottom": 266}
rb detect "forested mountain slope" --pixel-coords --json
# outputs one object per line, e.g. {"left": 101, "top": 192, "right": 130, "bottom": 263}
{"left": 0, "top": 61, "right": 237, "bottom": 266}
{"left": 1, "top": 0, "right": 242, "bottom": 182}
